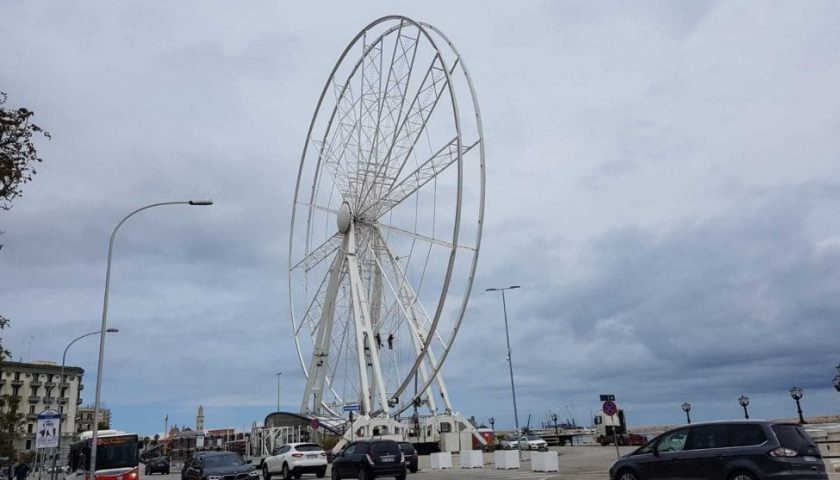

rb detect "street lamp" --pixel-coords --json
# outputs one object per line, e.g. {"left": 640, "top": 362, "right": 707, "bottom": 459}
{"left": 90, "top": 200, "right": 213, "bottom": 477}
{"left": 51, "top": 329, "right": 119, "bottom": 480}
{"left": 681, "top": 402, "right": 691, "bottom": 424}
{"left": 738, "top": 395, "right": 750, "bottom": 420}
{"left": 833, "top": 363, "right": 840, "bottom": 393}
{"left": 486, "top": 285, "right": 521, "bottom": 433}
{"left": 488, "top": 417, "right": 495, "bottom": 431}
{"left": 551, "top": 413, "right": 559, "bottom": 437}
{"left": 789, "top": 387, "right": 806, "bottom": 424}
{"left": 275, "top": 372, "right": 283, "bottom": 412}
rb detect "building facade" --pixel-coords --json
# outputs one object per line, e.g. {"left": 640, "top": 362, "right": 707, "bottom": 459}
{"left": 76, "top": 405, "right": 112, "bottom": 433}
{"left": 0, "top": 360, "right": 85, "bottom": 457}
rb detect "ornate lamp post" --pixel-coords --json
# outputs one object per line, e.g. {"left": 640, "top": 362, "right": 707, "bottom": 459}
{"left": 488, "top": 417, "right": 495, "bottom": 430}
{"left": 738, "top": 395, "right": 750, "bottom": 420}
{"left": 551, "top": 413, "right": 559, "bottom": 436}
{"left": 681, "top": 402, "right": 692, "bottom": 424}
{"left": 833, "top": 363, "right": 840, "bottom": 393}
{"left": 789, "top": 387, "right": 806, "bottom": 424}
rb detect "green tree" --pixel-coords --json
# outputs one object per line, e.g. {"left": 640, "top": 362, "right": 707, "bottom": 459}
{"left": 97, "top": 420, "right": 110, "bottom": 430}
{"left": 0, "top": 321, "right": 24, "bottom": 460}
{"left": 1, "top": 91, "right": 50, "bottom": 212}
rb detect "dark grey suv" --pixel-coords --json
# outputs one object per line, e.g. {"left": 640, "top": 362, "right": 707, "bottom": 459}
{"left": 610, "top": 421, "right": 827, "bottom": 480}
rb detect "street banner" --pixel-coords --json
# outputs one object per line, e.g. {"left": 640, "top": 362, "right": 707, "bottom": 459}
{"left": 36, "top": 410, "right": 61, "bottom": 449}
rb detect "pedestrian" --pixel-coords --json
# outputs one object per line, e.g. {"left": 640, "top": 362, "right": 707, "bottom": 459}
{"left": 14, "top": 461, "right": 29, "bottom": 480}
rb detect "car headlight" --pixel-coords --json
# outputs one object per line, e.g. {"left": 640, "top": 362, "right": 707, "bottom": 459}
{"left": 248, "top": 472, "right": 260, "bottom": 477}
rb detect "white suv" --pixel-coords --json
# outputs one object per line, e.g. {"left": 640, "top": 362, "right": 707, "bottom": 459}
{"left": 518, "top": 435, "right": 548, "bottom": 450}
{"left": 263, "top": 442, "right": 328, "bottom": 479}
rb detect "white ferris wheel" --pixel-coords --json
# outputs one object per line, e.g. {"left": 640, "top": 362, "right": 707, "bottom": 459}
{"left": 288, "top": 15, "right": 485, "bottom": 431}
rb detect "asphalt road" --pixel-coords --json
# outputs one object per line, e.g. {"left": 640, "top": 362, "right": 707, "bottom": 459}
{"left": 142, "top": 446, "right": 840, "bottom": 480}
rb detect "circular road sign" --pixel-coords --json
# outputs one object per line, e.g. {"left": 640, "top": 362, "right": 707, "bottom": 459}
{"left": 310, "top": 418, "right": 320, "bottom": 430}
{"left": 603, "top": 400, "right": 618, "bottom": 416}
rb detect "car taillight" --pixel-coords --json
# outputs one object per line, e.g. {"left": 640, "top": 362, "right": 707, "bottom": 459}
{"left": 128, "top": 471, "right": 139, "bottom": 480}
{"left": 769, "top": 447, "right": 798, "bottom": 457}
{"left": 292, "top": 453, "right": 304, "bottom": 458}
{"left": 320, "top": 452, "right": 326, "bottom": 456}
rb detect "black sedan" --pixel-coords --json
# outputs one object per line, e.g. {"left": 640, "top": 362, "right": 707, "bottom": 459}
{"left": 182, "top": 451, "right": 260, "bottom": 480}
{"left": 145, "top": 457, "right": 170, "bottom": 475}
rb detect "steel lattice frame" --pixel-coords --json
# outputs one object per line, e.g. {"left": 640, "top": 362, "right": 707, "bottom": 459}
{"left": 288, "top": 15, "right": 485, "bottom": 420}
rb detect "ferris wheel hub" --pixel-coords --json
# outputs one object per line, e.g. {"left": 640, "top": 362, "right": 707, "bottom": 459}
{"left": 337, "top": 201, "right": 352, "bottom": 234}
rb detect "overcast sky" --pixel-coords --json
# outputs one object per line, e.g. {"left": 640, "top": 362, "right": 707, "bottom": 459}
{"left": 2, "top": 1, "right": 840, "bottom": 436}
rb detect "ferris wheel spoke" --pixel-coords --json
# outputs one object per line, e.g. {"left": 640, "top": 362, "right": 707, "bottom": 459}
{"left": 291, "top": 232, "right": 343, "bottom": 272}
{"left": 370, "top": 220, "right": 475, "bottom": 252}
{"left": 358, "top": 53, "right": 452, "bottom": 212}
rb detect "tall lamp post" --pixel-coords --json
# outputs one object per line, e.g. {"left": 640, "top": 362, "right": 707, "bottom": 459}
{"left": 551, "top": 413, "right": 559, "bottom": 437}
{"left": 738, "top": 395, "right": 750, "bottom": 420}
{"left": 488, "top": 417, "right": 495, "bottom": 431}
{"left": 275, "top": 372, "right": 283, "bottom": 412}
{"left": 681, "top": 402, "right": 691, "bottom": 424}
{"left": 51, "top": 329, "right": 119, "bottom": 480}
{"left": 789, "top": 387, "right": 806, "bottom": 424}
{"left": 486, "top": 285, "right": 521, "bottom": 434}
{"left": 832, "top": 363, "right": 840, "bottom": 393}
{"left": 89, "top": 200, "right": 212, "bottom": 477}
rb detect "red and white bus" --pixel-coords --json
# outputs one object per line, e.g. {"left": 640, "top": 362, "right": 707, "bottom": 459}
{"left": 68, "top": 430, "right": 139, "bottom": 480}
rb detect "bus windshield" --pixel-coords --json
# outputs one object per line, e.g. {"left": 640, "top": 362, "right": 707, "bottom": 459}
{"left": 95, "top": 441, "right": 138, "bottom": 470}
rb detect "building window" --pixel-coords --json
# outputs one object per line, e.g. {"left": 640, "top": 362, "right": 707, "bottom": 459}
{"left": 25, "top": 440, "right": 31, "bottom": 450}
{"left": 14, "top": 372, "right": 21, "bottom": 381}
{"left": 31, "top": 386, "right": 38, "bottom": 397}
{"left": 61, "top": 388, "right": 67, "bottom": 398}
{"left": 29, "top": 405, "right": 35, "bottom": 414}
{"left": 27, "top": 423, "right": 33, "bottom": 433}
{"left": 12, "top": 386, "right": 20, "bottom": 397}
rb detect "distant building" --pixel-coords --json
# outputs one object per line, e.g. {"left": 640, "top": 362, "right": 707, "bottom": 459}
{"left": 0, "top": 360, "right": 85, "bottom": 457}
{"left": 196, "top": 405, "right": 204, "bottom": 433}
{"left": 76, "top": 405, "right": 112, "bottom": 433}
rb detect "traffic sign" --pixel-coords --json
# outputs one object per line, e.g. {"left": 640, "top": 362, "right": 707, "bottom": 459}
{"left": 602, "top": 400, "right": 618, "bottom": 416}
{"left": 599, "top": 394, "right": 616, "bottom": 402}
{"left": 343, "top": 403, "right": 361, "bottom": 412}
{"left": 310, "top": 418, "right": 320, "bottom": 430}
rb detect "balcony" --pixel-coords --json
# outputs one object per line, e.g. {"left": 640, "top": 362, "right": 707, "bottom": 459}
{"left": 78, "top": 384, "right": 84, "bottom": 391}
{"left": 28, "top": 396, "right": 41, "bottom": 404}
{"left": 11, "top": 380, "right": 24, "bottom": 386}
{"left": 44, "top": 397, "right": 55, "bottom": 405}
{"left": 29, "top": 381, "right": 43, "bottom": 387}
{"left": 59, "top": 398, "right": 68, "bottom": 405}
{"left": 77, "top": 398, "right": 83, "bottom": 405}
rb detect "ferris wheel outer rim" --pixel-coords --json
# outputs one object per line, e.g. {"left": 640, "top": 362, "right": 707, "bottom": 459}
{"left": 288, "top": 14, "right": 485, "bottom": 414}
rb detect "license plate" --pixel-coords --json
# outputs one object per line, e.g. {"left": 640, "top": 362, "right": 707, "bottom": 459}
{"left": 380, "top": 455, "right": 395, "bottom": 463}
{"left": 803, "top": 456, "right": 818, "bottom": 462}
{"left": 306, "top": 454, "right": 317, "bottom": 459}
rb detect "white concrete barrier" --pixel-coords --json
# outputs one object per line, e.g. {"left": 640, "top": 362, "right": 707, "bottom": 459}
{"left": 531, "top": 450, "right": 559, "bottom": 472}
{"left": 494, "top": 449, "right": 519, "bottom": 469}
{"left": 459, "top": 450, "right": 483, "bottom": 468}
{"left": 430, "top": 452, "right": 452, "bottom": 470}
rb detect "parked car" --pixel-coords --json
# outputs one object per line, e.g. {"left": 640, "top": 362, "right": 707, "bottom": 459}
{"left": 609, "top": 420, "right": 828, "bottom": 480}
{"left": 145, "top": 457, "right": 170, "bottom": 475}
{"left": 330, "top": 439, "right": 406, "bottom": 480}
{"left": 396, "top": 442, "right": 418, "bottom": 474}
{"left": 499, "top": 438, "right": 519, "bottom": 450}
{"left": 518, "top": 435, "right": 548, "bottom": 450}
{"left": 182, "top": 451, "right": 260, "bottom": 480}
{"left": 263, "top": 442, "right": 327, "bottom": 479}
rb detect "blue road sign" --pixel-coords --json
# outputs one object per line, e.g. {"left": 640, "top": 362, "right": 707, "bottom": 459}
{"left": 343, "top": 403, "right": 361, "bottom": 412}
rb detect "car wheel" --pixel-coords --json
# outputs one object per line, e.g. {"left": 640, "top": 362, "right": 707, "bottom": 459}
{"left": 263, "top": 466, "right": 271, "bottom": 480}
{"left": 281, "top": 464, "right": 291, "bottom": 480}
{"left": 316, "top": 468, "right": 326, "bottom": 479}
{"left": 409, "top": 465, "right": 417, "bottom": 474}
{"left": 730, "top": 471, "right": 757, "bottom": 480}
{"left": 357, "top": 468, "right": 368, "bottom": 480}
{"left": 617, "top": 469, "right": 639, "bottom": 480}
{"left": 331, "top": 468, "right": 340, "bottom": 480}
{"left": 395, "top": 475, "right": 406, "bottom": 480}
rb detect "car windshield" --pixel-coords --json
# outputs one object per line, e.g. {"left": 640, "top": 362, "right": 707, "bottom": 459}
{"left": 398, "top": 443, "right": 415, "bottom": 452}
{"left": 370, "top": 442, "right": 399, "bottom": 454}
{"left": 95, "top": 442, "right": 138, "bottom": 470}
{"left": 526, "top": 436, "right": 540, "bottom": 441}
{"left": 294, "top": 444, "right": 322, "bottom": 453}
{"left": 203, "top": 454, "right": 245, "bottom": 468}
